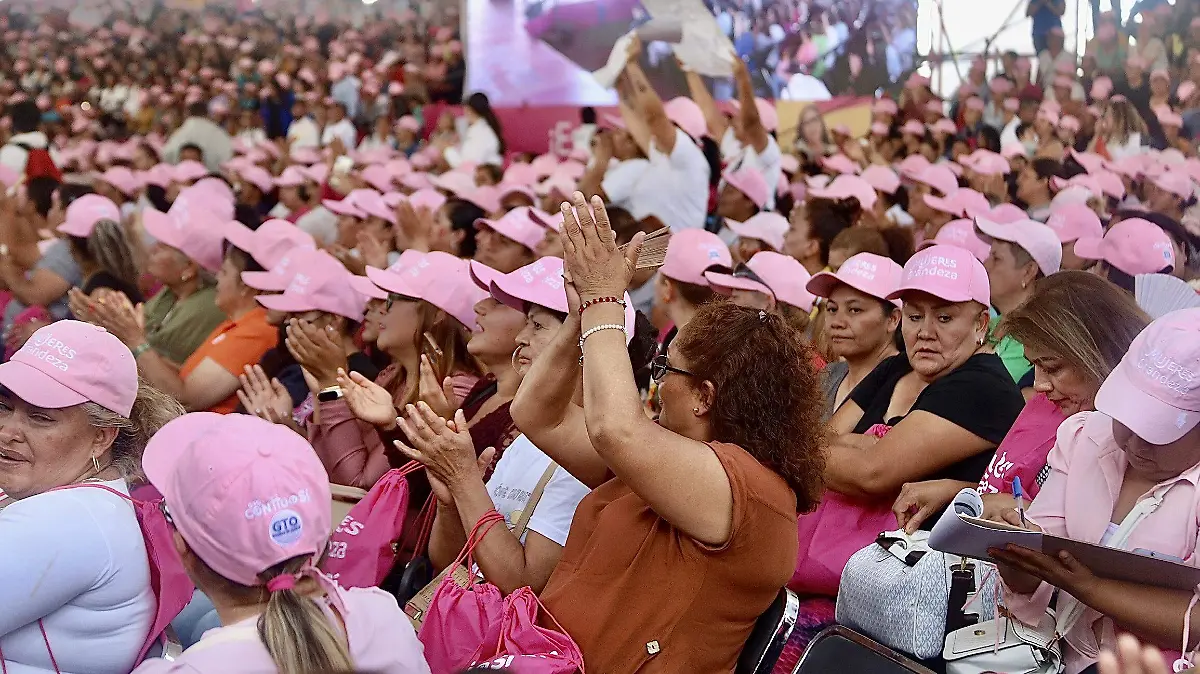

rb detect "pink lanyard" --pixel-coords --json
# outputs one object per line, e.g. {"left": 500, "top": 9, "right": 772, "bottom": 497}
{"left": 0, "top": 620, "right": 61, "bottom": 674}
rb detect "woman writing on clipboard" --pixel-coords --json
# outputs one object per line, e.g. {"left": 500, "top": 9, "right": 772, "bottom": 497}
{"left": 992, "top": 309, "right": 1200, "bottom": 674}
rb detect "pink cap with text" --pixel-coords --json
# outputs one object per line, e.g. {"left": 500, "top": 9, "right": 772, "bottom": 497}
{"left": 974, "top": 217, "right": 1063, "bottom": 275}
{"left": 1074, "top": 218, "right": 1176, "bottom": 275}
{"left": 224, "top": 219, "right": 316, "bottom": 269}
{"left": 350, "top": 249, "right": 425, "bottom": 300}
{"left": 489, "top": 256, "right": 568, "bottom": 314}
{"left": 726, "top": 212, "right": 788, "bottom": 252}
{"left": 660, "top": 229, "right": 733, "bottom": 286}
{"left": 886, "top": 244, "right": 991, "bottom": 306}
{"left": 1094, "top": 308, "right": 1200, "bottom": 445}
{"left": 0, "top": 321, "right": 137, "bottom": 416}
{"left": 143, "top": 413, "right": 332, "bottom": 587}
{"left": 1045, "top": 203, "right": 1103, "bottom": 244}
{"left": 367, "top": 252, "right": 487, "bottom": 330}
{"left": 807, "top": 252, "right": 904, "bottom": 307}
{"left": 256, "top": 251, "right": 367, "bottom": 321}
{"left": 475, "top": 207, "right": 546, "bottom": 251}
{"left": 57, "top": 195, "right": 121, "bottom": 238}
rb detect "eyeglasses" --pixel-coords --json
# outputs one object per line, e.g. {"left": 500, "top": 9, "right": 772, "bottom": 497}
{"left": 385, "top": 292, "right": 415, "bottom": 311}
{"left": 650, "top": 354, "right": 695, "bottom": 382}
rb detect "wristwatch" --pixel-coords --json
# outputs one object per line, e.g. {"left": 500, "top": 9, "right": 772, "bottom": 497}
{"left": 317, "top": 386, "right": 344, "bottom": 402}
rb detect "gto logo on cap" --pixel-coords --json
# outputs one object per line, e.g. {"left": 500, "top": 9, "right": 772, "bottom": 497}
{"left": 270, "top": 509, "right": 304, "bottom": 547}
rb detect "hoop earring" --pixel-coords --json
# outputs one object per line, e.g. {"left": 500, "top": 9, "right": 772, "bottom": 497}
{"left": 92, "top": 454, "right": 100, "bottom": 473}
{"left": 693, "top": 407, "right": 700, "bottom": 415}
{"left": 511, "top": 346, "right": 522, "bottom": 372}
{"left": 978, "top": 337, "right": 986, "bottom": 347}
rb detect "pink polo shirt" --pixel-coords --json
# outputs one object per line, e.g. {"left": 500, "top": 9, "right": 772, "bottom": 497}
{"left": 1003, "top": 411, "right": 1200, "bottom": 674}
{"left": 132, "top": 585, "right": 430, "bottom": 674}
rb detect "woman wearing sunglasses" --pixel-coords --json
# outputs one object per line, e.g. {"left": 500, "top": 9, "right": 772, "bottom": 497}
{"left": 704, "top": 250, "right": 818, "bottom": 335}
{"left": 525, "top": 194, "right": 825, "bottom": 672}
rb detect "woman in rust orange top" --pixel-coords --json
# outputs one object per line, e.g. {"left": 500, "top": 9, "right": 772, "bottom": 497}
{"left": 538, "top": 193, "right": 827, "bottom": 672}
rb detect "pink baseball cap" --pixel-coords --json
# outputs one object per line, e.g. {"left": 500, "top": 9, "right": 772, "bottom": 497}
{"left": 1151, "top": 171, "right": 1195, "bottom": 199}
{"left": 963, "top": 150, "right": 1010, "bottom": 176}
{"left": 822, "top": 154, "right": 860, "bottom": 176}
{"left": 659, "top": 229, "right": 733, "bottom": 286}
{"left": 57, "top": 194, "right": 121, "bottom": 238}
{"left": 931, "top": 118, "right": 957, "bottom": 135}
{"left": 806, "top": 252, "right": 904, "bottom": 307}
{"left": 99, "top": 167, "right": 142, "bottom": 197}
{"left": 475, "top": 207, "right": 545, "bottom": 251}
{"left": 860, "top": 165, "right": 901, "bottom": 195}
{"left": 141, "top": 192, "right": 228, "bottom": 273}
{"left": 257, "top": 251, "right": 367, "bottom": 321}
{"left": 0, "top": 321, "right": 137, "bottom": 417}
{"left": 664, "top": 97, "right": 706, "bottom": 139}
{"left": 242, "top": 247, "right": 331, "bottom": 292}
{"left": 1045, "top": 203, "right": 1103, "bottom": 243}
{"left": 408, "top": 188, "right": 448, "bottom": 213}
{"left": 488, "top": 256, "right": 567, "bottom": 314}
{"left": 432, "top": 171, "right": 476, "bottom": 197}
{"left": 809, "top": 174, "right": 878, "bottom": 210}
{"left": 238, "top": 165, "right": 274, "bottom": 194}
{"left": 1093, "top": 308, "right": 1200, "bottom": 445}
{"left": 323, "top": 190, "right": 370, "bottom": 218}
{"left": 368, "top": 252, "right": 486, "bottom": 330}
{"left": 704, "top": 252, "right": 816, "bottom": 312}
{"left": 726, "top": 212, "right": 788, "bottom": 251}
{"left": 351, "top": 250, "right": 425, "bottom": 301}
{"left": 358, "top": 164, "right": 394, "bottom": 193}
{"left": 723, "top": 165, "right": 770, "bottom": 209}
{"left": 898, "top": 154, "right": 932, "bottom": 180}
{"left": 1074, "top": 218, "right": 1176, "bottom": 275}
{"left": 886, "top": 244, "right": 991, "bottom": 306}
{"left": 974, "top": 217, "right": 1062, "bottom": 275}
{"left": 142, "top": 413, "right": 333, "bottom": 587}
{"left": 921, "top": 219, "right": 992, "bottom": 262}
{"left": 461, "top": 185, "right": 502, "bottom": 214}
{"left": 901, "top": 119, "right": 926, "bottom": 136}
{"left": 224, "top": 219, "right": 316, "bottom": 269}
{"left": 274, "top": 166, "right": 308, "bottom": 188}
{"left": 914, "top": 164, "right": 960, "bottom": 196}
{"left": 925, "top": 188, "right": 990, "bottom": 218}
{"left": 355, "top": 190, "right": 397, "bottom": 224}
{"left": 173, "top": 160, "right": 209, "bottom": 183}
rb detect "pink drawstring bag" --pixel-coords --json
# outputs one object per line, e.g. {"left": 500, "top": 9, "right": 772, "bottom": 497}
{"left": 790, "top": 423, "right": 897, "bottom": 597}
{"left": 419, "top": 510, "right": 508, "bottom": 674}
{"left": 321, "top": 461, "right": 424, "bottom": 588}
{"left": 468, "top": 587, "right": 585, "bottom": 673}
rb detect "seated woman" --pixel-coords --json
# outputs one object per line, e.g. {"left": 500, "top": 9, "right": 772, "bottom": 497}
{"left": 532, "top": 195, "right": 825, "bottom": 672}
{"left": 805, "top": 252, "right": 904, "bottom": 416}
{"left": 56, "top": 194, "right": 144, "bottom": 302}
{"left": 135, "top": 413, "right": 430, "bottom": 673}
{"left": 1074, "top": 217, "right": 1177, "bottom": 293}
{"left": 306, "top": 252, "right": 484, "bottom": 488}
{"left": 993, "top": 308, "right": 1200, "bottom": 674}
{"left": 703, "top": 250, "right": 818, "bottom": 335}
{"left": 0, "top": 320, "right": 183, "bottom": 674}
{"left": 0, "top": 180, "right": 81, "bottom": 332}
{"left": 893, "top": 271, "right": 1149, "bottom": 531}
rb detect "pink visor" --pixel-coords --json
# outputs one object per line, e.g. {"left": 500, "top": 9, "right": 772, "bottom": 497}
{"left": 476, "top": 207, "right": 545, "bottom": 251}
{"left": 1045, "top": 204, "right": 1103, "bottom": 243}
{"left": 223, "top": 219, "right": 316, "bottom": 269}
{"left": 57, "top": 194, "right": 121, "bottom": 238}
{"left": 1074, "top": 218, "right": 1176, "bottom": 275}
{"left": 705, "top": 252, "right": 815, "bottom": 312}
{"left": 660, "top": 229, "right": 733, "bottom": 286}
{"left": 0, "top": 320, "right": 137, "bottom": 416}
{"left": 974, "top": 217, "right": 1062, "bottom": 276}
{"left": 726, "top": 212, "right": 788, "bottom": 252}
{"left": 1093, "top": 308, "right": 1200, "bottom": 445}
{"left": 807, "top": 252, "right": 904, "bottom": 307}
{"left": 887, "top": 244, "right": 991, "bottom": 306}
{"left": 367, "top": 252, "right": 487, "bottom": 330}
{"left": 143, "top": 412, "right": 333, "bottom": 587}
{"left": 256, "top": 251, "right": 367, "bottom": 321}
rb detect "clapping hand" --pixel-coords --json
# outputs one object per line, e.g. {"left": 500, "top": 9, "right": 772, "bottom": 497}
{"left": 285, "top": 318, "right": 347, "bottom": 390}
{"left": 393, "top": 403, "right": 493, "bottom": 504}
{"left": 559, "top": 191, "right": 644, "bottom": 302}
{"left": 396, "top": 200, "right": 433, "bottom": 252}
{"left": 357, "top": 229, "right": 390, "bottom": 270}
{"left": 1099, "top": 635, "right": 1171, "bottom": 674}
{"left": 336, "top": 368, "right": 398, "bottom": 429}
{"left": 75, "top": 289, "right": 146, "bottom": 348}
{"left": 236, "top": 364, "right": 293, "bottom": 424}
{"left": 417, "top": 353, "right": 458, "bottom": 420}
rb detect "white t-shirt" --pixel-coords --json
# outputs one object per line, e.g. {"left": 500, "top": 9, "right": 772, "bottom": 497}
{"left": 0, "top": 479, "right": 154, "bottom": 674}
{"left": 721, "top": 127, "right": 782, "bottom": 210}
{"left": 484, "top": 435, "right": 590, "bottom": 546}
{"left": 602, "top": 158, "right": 650, "bottom": 209}
{"left": 322, "top": 119, "right": 358, "bottom": 151}
{"left": 287, "top": 117, "right": 320, "bottom": 150}
{"left": 444, "top": 119, "right": 503, "bottom": 168}
{"left": 627, "top": 129, "right": 710, "bottom": 233}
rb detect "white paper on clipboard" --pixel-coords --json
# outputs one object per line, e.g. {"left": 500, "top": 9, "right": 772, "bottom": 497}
{"left": 642, "top": 0, "right": 736, "bottom": 78}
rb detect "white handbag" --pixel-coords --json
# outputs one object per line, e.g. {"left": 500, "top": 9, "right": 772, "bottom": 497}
{"left": 837, "top": 529, "right": 998, "bottom": 659}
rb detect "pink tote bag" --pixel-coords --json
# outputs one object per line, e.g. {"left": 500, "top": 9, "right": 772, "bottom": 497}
{"left": 321, "top": 461, "right": 424, "bottom": 588}
{"left": 469, "top": 587, "right": 585, "bottom": 673}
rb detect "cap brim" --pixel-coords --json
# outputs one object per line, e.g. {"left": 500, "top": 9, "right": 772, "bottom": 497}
{"left": 1095, "top": 362, "right": 1199, "bottom": 445}
{"left": 925, "top": 194, "right": 959, "bottom": 215}
{"left": 703, "top": 271, "right": 772, "bottom": 298}
{"left": 348, "top": 275, "right": 387, "bottom": 300}
{"left": 0, "top": 360, "right": 88, "bottom": 410}
{"left": 885, "top": 280, "right": 973, "bottom": 303}
{"left": 365, "top": 266, "right": 419, "bottom": 297}
{"left": 973, "top": 217, "right": 1018, "bottom": 246}
{"left": 141, "top": 208, "right": 185, "bottom": 251}
{"left": 56, "top": 221, "right": 94, "bottom": 238}
{"left": 322, "top": 199, "right": 360, "bottom": 217}
{"left": 469, "top": 260, "right": 503, "bottom": 292}
{"left": 256, "top": 293, "right": 317, "bottom": 314}
{"left": 241, "top": 270, "right": 289, "bottom": 291}
{"left": 222, "top": 222, "right": 258, "bottom": 256}
{"left": 1071, "top": 236, "right": 1105, "bottom": 261}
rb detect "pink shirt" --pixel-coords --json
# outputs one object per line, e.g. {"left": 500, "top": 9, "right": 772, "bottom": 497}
{"left": 978, "top": 394, "right": 1065, "bottom": 499}
{"left": 1002, "top": 411, "right": 1200, "bottom": 674}
{"left": 132, "top": 586, "right": 430, "bottom": 674}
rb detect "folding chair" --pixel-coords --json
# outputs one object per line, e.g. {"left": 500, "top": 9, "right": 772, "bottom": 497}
{"left": 735, "top": 588, "right": 800, "bottom": 674}
{"left": 330, "top": 483, "right": 367, "bottom": 532}
{"left": 792, "top": 626, "right": 937, "bottom": 674}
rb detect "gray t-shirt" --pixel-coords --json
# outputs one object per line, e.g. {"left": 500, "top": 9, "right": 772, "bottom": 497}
{"left": 4, "top": 239, "right": 82, "bottom": 331}
{"left": 820, "top": 360, "right": 850, "bottom": 421}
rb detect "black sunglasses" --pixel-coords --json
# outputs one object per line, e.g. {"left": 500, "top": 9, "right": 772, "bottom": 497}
{"left": 650, "top": 354, "right": 695, "bottom": 382}
{"left": 731, "top": 263, "right": 775, "bottom": 294}
{"left": 385, "top": 292, "right": 416, "bottom": 311}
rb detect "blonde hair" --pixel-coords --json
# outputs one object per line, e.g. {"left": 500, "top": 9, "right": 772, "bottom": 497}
{"left": 82, "top": 219, "right": 140, "bottom": 290}
{"left": 1103, "top": 99, "right": 1149, "bottom": 146}
{"left": 82, "top": 377, "right": 184, "bottom": 479}
{"left": 258, "top": 558, "right": 353, "bottom": 674}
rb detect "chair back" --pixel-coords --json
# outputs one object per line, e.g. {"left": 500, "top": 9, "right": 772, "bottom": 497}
{"left": 735, "top": 588, "right": 799, "bottom": 674}
{"left": 792, "top": 626, "right": 937, "bottom": 674}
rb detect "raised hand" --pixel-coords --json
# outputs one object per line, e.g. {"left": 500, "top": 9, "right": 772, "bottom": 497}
{"left": 285, "top": 318, "right": 347, "bottom": 390}
{"left": 393, "top": 404, "right": 483, "bottom": 493}
{"left": 417, "top": 353, "right": 458, "bottom": 421}
{"left": 336, "top": 368, "right": 397, "bottom": 428}
{"left": 559, "top": 191, "right": 644, "bottom": 302}
{"left": 236, "top": 364, "right": 293, "bottom": 424}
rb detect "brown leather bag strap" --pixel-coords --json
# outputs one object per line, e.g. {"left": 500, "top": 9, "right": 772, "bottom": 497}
{"left": 512, "top": 462, "right": 557, "bottom": 540}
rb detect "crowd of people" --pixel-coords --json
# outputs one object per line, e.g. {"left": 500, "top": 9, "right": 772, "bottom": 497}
{"left": 3, "top": 1, "right": 1200, "bottom": 673}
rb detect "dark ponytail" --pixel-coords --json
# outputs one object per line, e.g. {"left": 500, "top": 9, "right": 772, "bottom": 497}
{"left": 466, "top": 92, "right": 506, "bottom": 155}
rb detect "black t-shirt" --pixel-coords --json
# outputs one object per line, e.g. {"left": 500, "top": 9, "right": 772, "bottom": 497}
{"left": 80, "top": 272, "right": 144, "bottom": 304}
{"left": 849, "top": 353, "right": 1025, "bottom": 487}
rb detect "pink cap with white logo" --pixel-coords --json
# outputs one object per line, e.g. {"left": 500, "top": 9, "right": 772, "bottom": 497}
{"left": 974, "top": 217, "right": 1062, "bottom": 275}
{"left": 57, "top": 194, "right": 121, "bottom": 238}
{"left": 886, "top": 244, "right": 991, "bottom": 306}
{"left": 726, "top": 212, "right": 787, "bottom": 252}
{"left": 807, "top": 252, "right": 904, "bottom": 307}
{"left": 243, "top": 247, "right": 334, "bottom": 292}
{"left": 141, "top": 191, "right": 228, "bottom": 272}
{"left": 660, "top": 229, "right": 733, "bottom": 286}
{"left": 367, "top": 252, "right": 487, "bottom": 330}
{"left": 705, "top": 252, "right": 816, "bottom": 312}
{"left": 256, "top": 251, "right": 367, "bottom": 321}
{"left": 224, "top": 219, "right": 316, "bottom": 269}
{"left": 489, "top": 256, "right": 568, "bottom": 314}
{"left": 1045, "top": 203, "right": 1103, "bottom": 244}
{"left": 1074, "top": 218, "right": 1176, "bottom": 275}
{"left": 142, "top": 412, "right": 333, "bottom": 587}
{"left": 1094, "top": 308, "right": 1200, "bottom": 445}
{"left": 0, "top": 320, "right": 137, "bottom": 416}
{"left": 475, "top": 207, "right": 545, "bottom": 251}
{"left": 350, "top": 249, "right": 425, "bottom": 301}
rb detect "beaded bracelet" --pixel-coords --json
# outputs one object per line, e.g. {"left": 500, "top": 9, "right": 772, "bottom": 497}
{"left": 577, "top": 324, "right": 627, "bottom": 364}
{"left": 579, "top": 296, "right": 626, "bottom": 314}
